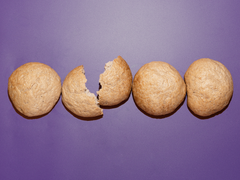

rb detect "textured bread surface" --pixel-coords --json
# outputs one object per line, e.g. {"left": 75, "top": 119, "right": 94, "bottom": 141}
{"left": 8, "top": 62, "right": 61, "bottom": 117}
{"left": 184, "top": 58, "right": 233, "bottom": 117}
{"left": 62, "top": 65, "right": 103, "bottom": 117}
{"left": 132, "top": 61, "right": 186, "bottom": 116}
{"left": 97, "top": 56, "right": 132, "bottom": 106}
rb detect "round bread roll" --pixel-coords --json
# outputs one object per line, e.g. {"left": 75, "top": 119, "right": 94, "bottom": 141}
{"left": 132, "top": 61, "right": 186, "bottom": 116}
{"left": 184, "top": 58, "right": 233, "bottom": 117}
{"left": 8, "top": 62, "right": 61, "bottom": 117}
{"left": 97, "top": 56, "right": 132, "bottom": 106}
{"left": 62, "top": 65, "right": 103, "bottom": 117}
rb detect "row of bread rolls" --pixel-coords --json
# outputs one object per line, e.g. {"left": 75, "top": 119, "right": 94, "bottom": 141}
{"left": 8, "top": 56, "right": 233, "bottom": 118}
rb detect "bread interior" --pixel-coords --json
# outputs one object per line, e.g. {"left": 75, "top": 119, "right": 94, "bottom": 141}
{"left": 104, "top": 61, "right": 113, "bottom": 70}
{"left": 97, "top": 60, "right": 113, "bottom": 100}
{"left": 84, "top": 88, "right": 99, "bottom": 105}
{"left": 82, "top": 68, "right": 100, "bottom": 106}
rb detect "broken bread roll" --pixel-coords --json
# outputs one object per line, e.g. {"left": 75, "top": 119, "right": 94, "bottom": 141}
{"left": 132, "top": 61, "right": 186, "bottom": 116}
{"left": 62, "top": 65, "right": 103, "bottom": 117}
{"left": 8, "top": 62, "right": 61, "bottom": 117}
{"left": 97, "top": 56, "right": 132, "bottom": 106}
{"left": 184, "top": 58, "right": 233, "bottom": 117}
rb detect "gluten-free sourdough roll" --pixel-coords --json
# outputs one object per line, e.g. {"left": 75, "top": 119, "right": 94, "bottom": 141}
{"left": 97, "top": 56, "right": 132, "bottom": 106}
{"left": 184, "top": 58, "right": 233, "bottom": 117}
{"left": 62, "top": 65, "right": 103, "bottom": 117}
{"left": 8, "top": 62, "right": 61, "bottom": 117}
{"left": 132, "top": 61, "right": 186, "bottom": 116}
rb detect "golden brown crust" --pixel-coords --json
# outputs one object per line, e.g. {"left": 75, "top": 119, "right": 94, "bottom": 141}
{"left": 132, "top": 61, "right": 186, "bottom": 116}
{"left": 8, "top": 62, "right": 61, "bottom": 117}
{"left": 97, "top": 56, "right": 132, "bottom": 106}
{"left": 184, "top": 58, "right": 233, "bottom": 117}
{"left": 62, "top": 65, "right": 103, "bottom": 117}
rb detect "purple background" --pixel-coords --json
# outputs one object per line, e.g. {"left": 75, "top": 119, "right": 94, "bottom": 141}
{"left": 1, "top": 0, "right": 240, "bottom": 179}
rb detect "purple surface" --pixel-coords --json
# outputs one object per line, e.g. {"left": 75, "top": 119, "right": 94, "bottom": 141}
{"left": 1, "top": 0, "right": 240, "bottom": 179}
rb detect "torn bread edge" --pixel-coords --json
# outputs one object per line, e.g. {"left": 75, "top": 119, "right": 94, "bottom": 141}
{"left": 97, "top": 57, "right": 115, "bottom": 106}
{"left": 81, "top": 67, "right": 103, "bottom": 115}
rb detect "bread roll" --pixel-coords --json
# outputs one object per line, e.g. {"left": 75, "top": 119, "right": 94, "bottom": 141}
{"left": 184, "top": 58, "right": 233, "bottom": 117}
{"left": 62, "top": 65, "right": 103, "bottom": 117}
{"left": 8, "top": 62, "right": 61, "bottom": 117}
{"left": 132, "top": 61, "right": 186, "bottom": 116}
{"left": 97, "top": 56, "right": 132, "bottom": 106}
